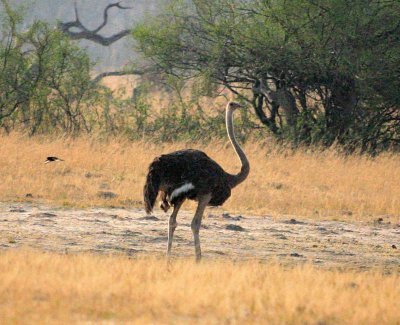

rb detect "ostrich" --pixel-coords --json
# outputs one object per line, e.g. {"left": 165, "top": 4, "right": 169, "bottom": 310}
{"left": 143, "top": 101, "right": 250, "bottom": 261}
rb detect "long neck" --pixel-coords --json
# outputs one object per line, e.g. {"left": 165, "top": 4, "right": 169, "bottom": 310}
{"left": 226, "top": 106, "right": 250, "bottom": 188}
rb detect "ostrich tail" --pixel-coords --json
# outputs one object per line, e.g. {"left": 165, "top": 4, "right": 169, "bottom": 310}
{"left": 143, "top": 166, "right": 161, "bottom": 214}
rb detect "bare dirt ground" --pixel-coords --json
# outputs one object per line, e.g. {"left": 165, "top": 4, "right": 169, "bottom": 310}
{"left": 1, "top": 202, "right": 399, "bottom": 271}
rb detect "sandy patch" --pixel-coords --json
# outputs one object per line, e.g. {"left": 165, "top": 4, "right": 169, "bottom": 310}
{"left": 1, "top": 203, "right": 399, "bottom": 270}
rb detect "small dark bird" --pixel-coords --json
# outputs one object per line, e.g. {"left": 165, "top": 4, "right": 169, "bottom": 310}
{"left": 44, "top": 156, "right": 64, "bottom": 164}
{"left": 143, "top": 101, "right": 250, "bottom": 261}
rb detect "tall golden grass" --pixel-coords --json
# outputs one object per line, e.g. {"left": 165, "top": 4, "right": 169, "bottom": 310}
{"left": 0, "top": 250, "right": 398, "bottom": 324}
{"left": 1, "top": 133, "right": 399, "bottom": 221}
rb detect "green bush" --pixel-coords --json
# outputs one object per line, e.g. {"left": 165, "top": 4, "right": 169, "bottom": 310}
{"left": 132, "top": 0, "right": 400, "bottom": 153}
{"left": 0, "top": 3, "right": 105, "bottom": 135}
{"left": 0, "top": 2, "right": 258, "bottom": 143}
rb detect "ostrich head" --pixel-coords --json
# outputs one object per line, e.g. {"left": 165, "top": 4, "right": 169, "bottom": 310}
{"left": 228, "top": 101, "right": 242, "bottom": 111}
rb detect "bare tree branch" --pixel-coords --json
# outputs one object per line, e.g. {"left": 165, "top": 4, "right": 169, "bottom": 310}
{"left": 252, "top": 79, "right": 275, "bottom": 103}
{"left": 58, "top": 1, "right": 132, "bottom": 46}
{"left": 92, "top": 67, "right": 154, "bottom": 83}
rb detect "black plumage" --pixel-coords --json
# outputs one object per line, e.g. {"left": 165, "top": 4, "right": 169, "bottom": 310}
{"left": 144, "top": 149, "right": 232, "bottom": 213}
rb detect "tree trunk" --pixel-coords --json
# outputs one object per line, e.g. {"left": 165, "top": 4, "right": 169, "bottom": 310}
{"left": 326, "top": 77, "right": 357, "bottom": 140}
{"left": 275, "top": 87, "right": 299, "bottom": 130}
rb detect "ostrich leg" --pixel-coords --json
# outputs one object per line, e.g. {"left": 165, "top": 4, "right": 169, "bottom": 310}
{"left": 167, "top": 199, "right": 184, "bottom": 256}
{"left": 191, "top": 194, "right": 212, "bottom": 262}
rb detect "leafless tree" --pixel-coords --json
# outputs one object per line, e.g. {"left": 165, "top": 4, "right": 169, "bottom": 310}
{"left": 58, "top": 1, "right": 152, "bottom": 83}
{"left": 58, "top": 1, "right": 132, "bottom": 46}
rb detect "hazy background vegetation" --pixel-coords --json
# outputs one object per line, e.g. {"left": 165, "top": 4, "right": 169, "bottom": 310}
{"left": 10, "top": 0, "right": 160, "bottom": 71}
{"left": 1, "top": 0, "right": 399, "bottom": 154}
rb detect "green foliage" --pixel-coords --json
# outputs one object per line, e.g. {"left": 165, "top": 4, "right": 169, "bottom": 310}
{"left": 133, "top": 0, "right": 400, "bottom": 153}
{"left": 0, "top": 3, "right": 104, "bottom": 135}
{"left": 110, "top": 81, "right": 258, "bottom": 143}
{"left": 2, "top": 0, "right": 399, "bottom": 151}
{"left": 0, "top": 1, "right": 257, "bottom": 143}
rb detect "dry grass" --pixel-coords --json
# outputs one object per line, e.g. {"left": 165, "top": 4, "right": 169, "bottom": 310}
{"left": 101, "top": 75, "right": 235, "bottom": 114}
{"left": 0, "top": 250, "right": 398, "bottom": 325}
{"left": 1, "top": 133, "right": 400, "bottom": 221}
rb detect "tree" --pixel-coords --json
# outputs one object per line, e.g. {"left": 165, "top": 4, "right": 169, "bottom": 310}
{"left": 132, "top": 0, "right": 400, "bottom": 153}
{"left": 0, "top": 0, "right": 102, "bottom": 134}
{"left": 58, "top": 1, "right": 153, "bottom": 83}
